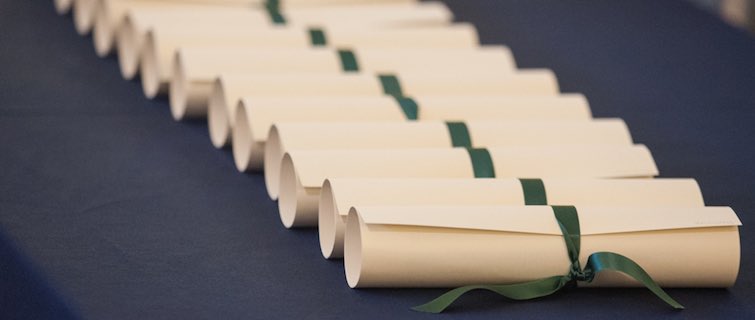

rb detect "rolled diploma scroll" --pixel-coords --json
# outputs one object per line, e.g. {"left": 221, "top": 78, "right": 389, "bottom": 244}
{"left": 55, "top": 0, "right": 74, "bottom": 15}
{"left": 211, "top": 71, "right": 561, "bottom": 149}
{"left": 140, "top": 27, "right": 309, "bottom": 99}
{"left": 73, "top": 0, "right": 99, "bottom": 35}
{"left": 264, "top": 119, "right": 632, "bottom": 199}
{"left": 235, "top": 92, "right": 582, "bottom": 175}
{"left": 94, "top": 0, "right": 419, "bottom": 38}
{"left": 95, "top": 0, "right": 261, "bottom": 57}
{"left": 278, "top": 145, "right": 658, "bottom": 228}
{"left": 117, "top": 9, "right": 268, "bottom": 80}
{"left": 344, "top": 205, "right": 741, "bottom": 288}
{"left": 141, "top": 24, "right": 479, "bottom": 98}
{"left": 170, "top": 46, "right": 518, "bottom": 120}
{"left": 209, "top": 73, "right": 382, "bottom": 149}
{"left": 319, "top": 178, "right": 705, "bottom": 259}
{"left": 116, "top": 1, "right": 450, "bottom": 79}
{"left": 96, "top": 0, "right": 419, "bottom": 38}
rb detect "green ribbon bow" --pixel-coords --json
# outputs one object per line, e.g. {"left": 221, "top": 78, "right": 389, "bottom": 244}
{"left": 412, "top": 205, "right": 684, "bottom": 313}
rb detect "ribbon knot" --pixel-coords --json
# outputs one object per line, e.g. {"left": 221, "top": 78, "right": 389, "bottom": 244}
{"left": 411, "top": 206, "right": 684, "bottom": 313}
{"left": 569, "top": 261, "right": 593, "bottom": 283}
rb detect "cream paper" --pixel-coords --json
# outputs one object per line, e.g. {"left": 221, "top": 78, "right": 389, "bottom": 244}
{"left": 94, "top": 0, "right": 251, "bottom": 57}
{"left": 277, "top": 145, "right": 658, "bottom": 228}
{"left": 55, "top": 0, "right": 74, "bottom": 15}
{"left": 319, "top": 178, "right": 705, "bottom": 259}
{"left": 234, "top": 92, "right": 585, "bottom": 175}
{"left": 264, "top": 119, "right": 632, "bottom": 201}
{"left": 97, "top": 0, "right": 418, "bottom": 38}
{"left": 73, "top": 0, "right": 99, "bottom": 35}
{"left": 210, "top": 71, "right": 560, "bottom": 149}
{"left": 209, "top": 73, "right": 381, "bottom": 149}
{"left": 116, "top": 9, "right": 267, "bottom": 80}
{"left": 344, "top": 205, "right": 741, "bottom": 288}
{"left": 116, "top": 2, "right": 450, "bottom": 79}
{"left": 170, "top": 46, "right": 517, "bottom": 120}
{"left": 140, "top": 24, "right": 479, "bottom": 98}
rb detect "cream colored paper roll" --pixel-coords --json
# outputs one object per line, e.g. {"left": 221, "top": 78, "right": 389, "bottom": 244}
{"left": 171, "top": 46, "right": 517, "bottom": 120}
{"left": 319, "top": 178, "right": 705, "bottom": 259}
{"left": 73, "top": 0, "right": 98, "bottom": 35}
{"left": 278, "top": 145, "right": 658, "bottom": 228}
{"left": 55, "top": 0, "right": 74, "bottom": 15}
{"left": 117, "top": 9, "right": 268, "bottom": 80}
{"left": 345, "top": 205, "right": 741, "bottom": 288}
{"left": 94, "top": 0, "right": 249, "bottom": 57}
{"left": 235, "top": 93, "right": 586, "bottom": 176}
{"left": 139, "top": 28, "right": 308, "bottom": 99}
{"left": 233, "top": 97, "right": 405, "bottom": 175}
{"left": 116, "top": 2, "right": 450, "bottom": 79}
{"left": 265, "top": 119, "right": 632, "bottom": 201}
{"left": 210, "top": 71, "right": 559, "bottom": 149}
{"left": 141, "top": 24, "right": 479, "bottom": 98}
{"left": 282, "top": 2, "right": 450, "bottom": 29}
{"left": 209, "top": 73, "right": 383, "bottom": 149}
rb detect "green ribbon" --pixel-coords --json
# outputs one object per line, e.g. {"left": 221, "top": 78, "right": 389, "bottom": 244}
{"left": 465, "top": 148, "right": 495, "bottom": 178}
{"left": 378, "top": 74, "right": 404, "bottom": 97}
{"left": 337, "top": 50, "right": 359, "bottom": 72}
{"left": 264, "top": 0, "right": 286, "bottom": 25}
{"left": 394, "top": 97, "right": 418, "bottom": 120}
{"left": 308, "top": 28, "right": 327, "bottom": 46}
{"left": 378, "top": 74, "right": 420, "bottom": 120}
{"left": 519, "top": 178, "right": 547, "bottom": 205}
{"left": 412, "top": 205, "right": 684, "bottom": 313}
{"left": 446, "top": 122, "right": 472, "bottom": 148}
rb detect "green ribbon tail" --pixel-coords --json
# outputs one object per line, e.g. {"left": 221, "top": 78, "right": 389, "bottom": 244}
{"left": 586, "top": 252, "right": 684, "bottom": 310}
{"left": 412, "top": 276, "right": 566, "bottom": 313}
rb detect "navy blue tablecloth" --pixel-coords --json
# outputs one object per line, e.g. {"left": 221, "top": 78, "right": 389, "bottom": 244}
{"left": 1, "top": 0, "right": 754, "bottom": 319}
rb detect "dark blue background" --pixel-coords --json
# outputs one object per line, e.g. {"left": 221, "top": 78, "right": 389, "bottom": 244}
{"left": 1, "top": 0, "right": 753, "bottom": 319}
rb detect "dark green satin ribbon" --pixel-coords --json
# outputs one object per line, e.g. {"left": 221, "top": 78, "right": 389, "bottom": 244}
{"left": 412, "top": 205, "right": 684, "bottom": 313}
{"left": 446, "top": 122, "right": 472, "bottom": 148}
{"left": 264, "top": 0, "right": 285, "bottom": 25}
{"left": 394, "top": 97, "right": 418, "bottom": 120}
{"left": 337, "top": 50, "right": 359, "bottom": 72}
{"left": 308, "top": 28, "right": 327, "bottom": 46}
{"left": 465, "top": 148, "right": 495, "bottom": 178}
{"left": 378, "top": 75, "right": 419, "bottom": 120}
{"left": 519, "top": 178, "right": 547, "bottom": 205}
{"left": 378, "top": 74, "right": 403, "bottom": 97}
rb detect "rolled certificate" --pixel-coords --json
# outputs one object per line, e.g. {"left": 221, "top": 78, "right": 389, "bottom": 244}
{"left": 140, "top": 24, "right": 479, "bottom": 98}
{"left": 117, "top": 9, "right": 268, "bottom": 80}
{"left": 211, "top": 72, "right": 561, "bottom": 149}
{"left": 170, "top": 46, "right": 519, "bottom": 120}
{"left": 234, "top": 93, "right": 586, "bottom": 173}
{"left": 209, "top": 73, "right": 380, "bottom": 148}
{"left": 319, "top": 178, "right": 705, "bottom": 259}
{"left": 97, "top": 0, "right": 419, "bottom": 38}
{"left": 264, "top": 119, "right": 633, "bottom": 196}
{"left": 278, "top": 145, "right": 658, "bottom": 228}
{"left": 140, "top": 27, "right": 308, "bottom": 99}
{"left": 95, "top": 0, "right": 251, "bottom": 57}
{"left": 55, "top": 0, "right": 74, "bottom": 15}
{"left": 73, "top": 0, "right": 98, "bottom": 34}
{"left": 116, "top": 2, "right": 450, "bottom": 79}
{"left": 344, "top": 205, "right": 741, "bottom": 288}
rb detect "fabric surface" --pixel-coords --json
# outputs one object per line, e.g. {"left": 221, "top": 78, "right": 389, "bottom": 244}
{"left": 1, "top": 0, "right": 754, "bottom": 319}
